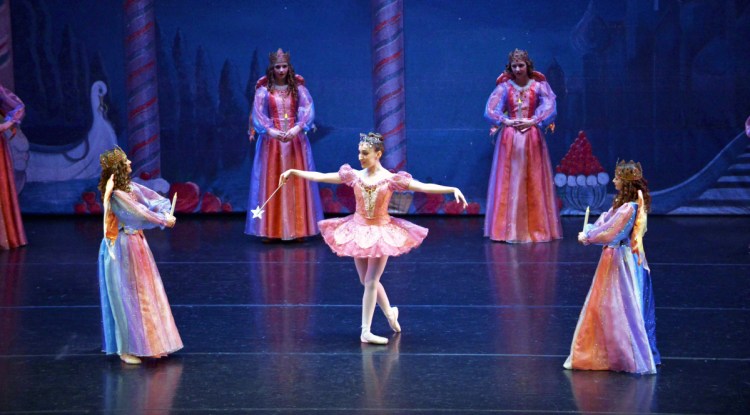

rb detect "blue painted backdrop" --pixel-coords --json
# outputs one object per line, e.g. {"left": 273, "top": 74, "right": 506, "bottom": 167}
{"left": 9, "top": 0, "right": 750, "bottom": 214}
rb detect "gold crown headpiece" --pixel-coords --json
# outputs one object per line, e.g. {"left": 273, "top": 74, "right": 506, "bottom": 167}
{"left": 509, "top": 48, "right": 529, "bottom": 62}
{"left": 269, "top": 48, "right": 290, "bottom": 64}
{"left": 359, "top": 132, "right": 383, "bottom": 147}
{"left": 615, "top": 160, "right": 643, "bottom": 181}
{"left": 100, "top": 146, "right": 127, "bottom": 170}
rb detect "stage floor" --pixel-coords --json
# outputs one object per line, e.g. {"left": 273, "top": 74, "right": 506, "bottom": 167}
{"left": 1, "top": 215, "right": 749, "bottom": 414}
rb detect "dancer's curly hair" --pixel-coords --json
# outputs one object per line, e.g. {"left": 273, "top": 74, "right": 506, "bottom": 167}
{"left": 98, "top": 148, "right": 131, "bottom": 197}
{"left": 612, "top": 161, "right": 651, "bottom": 213}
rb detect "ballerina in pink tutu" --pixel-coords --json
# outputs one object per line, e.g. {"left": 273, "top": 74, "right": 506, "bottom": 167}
{"left": 280, "top": 132, "right": 467, "bottom": 344}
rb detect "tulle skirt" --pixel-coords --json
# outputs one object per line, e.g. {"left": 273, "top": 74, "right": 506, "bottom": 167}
{"left": 319, "top": 213, "right": 428, "bottom": 258}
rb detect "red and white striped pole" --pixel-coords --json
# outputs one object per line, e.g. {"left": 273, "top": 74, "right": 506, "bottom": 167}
{"left": 124, "top": 0, "right": 161, "bottom": 178}
{"left": 371, "top": 0, "right": 406, "bottom": 171}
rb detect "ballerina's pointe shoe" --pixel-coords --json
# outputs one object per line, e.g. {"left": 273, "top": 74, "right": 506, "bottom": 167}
{"left": 386, "top": 307, "right": 401, "bottom": 333}
{"left": 360, "top": 330, "right": 389, "bottom": 345}
{"left": 119, "top": 354, "right": 142, "bottom": 364}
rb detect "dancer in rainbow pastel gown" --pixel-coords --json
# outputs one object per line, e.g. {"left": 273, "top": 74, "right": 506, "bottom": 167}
{"left": 98, "top": 147, "right": 182, "bottom": 364}
{"left": 279, "top": 132, "right": 467, "bottom": 344}
{"left": 564, "top": 160, "right": 658, "bottom": 374}
{"left": 483, "top": 49, "right": 561, "bottom": 243}
{"left": 245, "top": 48, "right": 323, "bottom": 240}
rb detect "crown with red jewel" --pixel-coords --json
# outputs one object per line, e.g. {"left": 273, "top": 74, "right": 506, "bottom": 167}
{"left": 509, "top": 49, "right": 529, "bottom": 61}
{"left": 615, "top": 160, "right": 643, "bottom": 182}
{"left": 269, "top": 48, "right": 290, "bottom": 64}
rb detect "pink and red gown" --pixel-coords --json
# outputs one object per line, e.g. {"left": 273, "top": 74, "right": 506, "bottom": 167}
{"left": 245, "top": 75, "right": 323, "bottom": 240}
{"left": 563, "top": 202, "right": 657, "bottom": 374}
{"left": 98, "top": 183, "right": 183, "bottom": 357}
{"left": 319, "top": 165, "right": 428, "bottom": 258}
{"left": 0, "top": 84, "right": 26, "bottom": 250}
{"left": 483, "top": 72, "right": 562, "bottom": 243}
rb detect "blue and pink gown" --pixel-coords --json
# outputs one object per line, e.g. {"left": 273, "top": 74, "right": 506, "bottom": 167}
{"left": 564, "top": 202, "right": 657, "bottom": 374}
{"left": 0, "top": 84, "right": 26, "bottom": 250}
{"left": 98, "top": 182, "right": 183, "bottom": 357}
{"left": 483, "top": 73, "right": 562, "bottom": 243}
{"left": 245, "top": 78, "right": 323, "bottom": 240}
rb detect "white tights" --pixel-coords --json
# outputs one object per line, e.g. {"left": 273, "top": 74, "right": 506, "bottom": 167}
{"left": 354, "top": 257, "right": 393, "bottom": 341}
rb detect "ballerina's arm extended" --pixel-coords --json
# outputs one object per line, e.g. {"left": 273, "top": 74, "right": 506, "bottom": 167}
{"left": 280, "top": 169, "right": 342, "bottom": 185}
{"left": 408, "top": 180, "right": 468, "bottom": 209}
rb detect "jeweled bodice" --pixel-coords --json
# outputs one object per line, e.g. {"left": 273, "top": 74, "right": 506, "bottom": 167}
{"left": 268, "top": 87, "right": 297, "bottom": 131}
{"left": 339, "top": 164, "right": 412, "bottom": 223}
{"left": 505, "top": 80, "right": 538, "bottom": 119}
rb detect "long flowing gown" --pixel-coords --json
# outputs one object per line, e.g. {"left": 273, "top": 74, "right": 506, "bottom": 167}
{"left": 0, "top": 85, "right": 26, "bottom": 250}
{"left": 483, "top": 75, "right": 562, "bottom": 243}
{"left": 318, "top": 165, "right": 428, "bottom": 258}
{"left": 98, "top": 183, "right": 183, "bottom": 357}
{"left": 564, "top": 202, "right": 657, "bottom": 374}
{"left": 245, "top": 78, "right": 323, "bottom": 240}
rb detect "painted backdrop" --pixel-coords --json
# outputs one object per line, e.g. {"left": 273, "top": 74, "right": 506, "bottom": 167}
{"left": 7, "top": 0, "right": 750, "bottom": 214}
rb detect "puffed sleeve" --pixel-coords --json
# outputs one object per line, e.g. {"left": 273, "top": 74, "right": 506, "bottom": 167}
{"left": 295, "top": 85, "right": 315, "bottom": 132}
{"left": 532, "top": 81, "right": 556, "bottom": 128}
{"left": 389, "top": 171, "right": 412, "bottom": 191}
{"left": 0, "top": 84, "right": 25, "bottom": 125}
{"left": 110, "top": 184, "right": 170, "bottom": 230}
{"left": 484, "top": 83, "right": 509, "bottom": 126}
{"left": 338, "top": 164, "right": 357, "bottom": 187}
{"left": 252, "top": 87, "right": 272, "bottom": 134}
{"left": 583, "top": 203, "right": 636, "bottom": 246}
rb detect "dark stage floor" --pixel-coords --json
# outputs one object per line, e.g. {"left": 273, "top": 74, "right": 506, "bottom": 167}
{"left": 1, "top": 215, "right": 749, "bottom": 414}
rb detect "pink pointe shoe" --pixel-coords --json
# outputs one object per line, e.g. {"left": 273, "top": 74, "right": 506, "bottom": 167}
{"left": 360, "top": 329, "right": 388, "bottom": 345}
{"left": 386, "top": 307, "right": 401, "bottom": 333}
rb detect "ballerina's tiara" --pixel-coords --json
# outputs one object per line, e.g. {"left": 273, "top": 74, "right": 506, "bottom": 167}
{"left": 359, "top": 132, "right": 383, "bottom": 146}
{"left": 615, "top": 160, "right": 643, "bottom": 181}
{"left": 100, "top": 146, "right": 127, "bottom": 169}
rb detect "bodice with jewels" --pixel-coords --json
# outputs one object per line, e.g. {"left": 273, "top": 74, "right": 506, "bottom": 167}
{"left": 267, "top": 86, "right": 297, "bottom": 132}
{"left": 340, "top": 165, "right": 412, "bottom": 222}
{"left": 504, "top": 80, "right": 540, "bottom": 119}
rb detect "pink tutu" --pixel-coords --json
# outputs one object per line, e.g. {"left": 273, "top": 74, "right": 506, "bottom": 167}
{"left": 320, "top": 164, "right": 428, "bottom": 258}
{"left": 319, "top": 214, "right": 428, "bottom": 258}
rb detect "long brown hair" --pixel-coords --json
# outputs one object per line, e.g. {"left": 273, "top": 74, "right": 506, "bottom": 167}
{"left": 265, "top": 62, "right": 299, "bottom": 111}
{"left": 612, "top": 179, "right": 651, "bottom": 212}
{"left": 98, "top": 154, "right": 131, "bottom": 197}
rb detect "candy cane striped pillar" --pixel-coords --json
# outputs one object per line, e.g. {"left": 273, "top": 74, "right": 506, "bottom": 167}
{"left": 0, "top": 0, "right": 14, "bottom": 89}
{"left": 124, "top": 0, "right": 161, "bottom": 178}
{"left": 371, "top": 0, "right": 406, "bottom": 171}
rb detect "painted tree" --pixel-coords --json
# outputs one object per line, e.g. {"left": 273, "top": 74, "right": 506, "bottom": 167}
{"left": 217, "top": 59, "right": 247, "bottom": 168}
{"left": 194, "top": 46, "right": 217, "bottom": 178}
{"left": 172, "top": 30, "right": 195, "bottom": 179}
{"left": 154, "top": 23, "right": 178, "bottom": 178}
